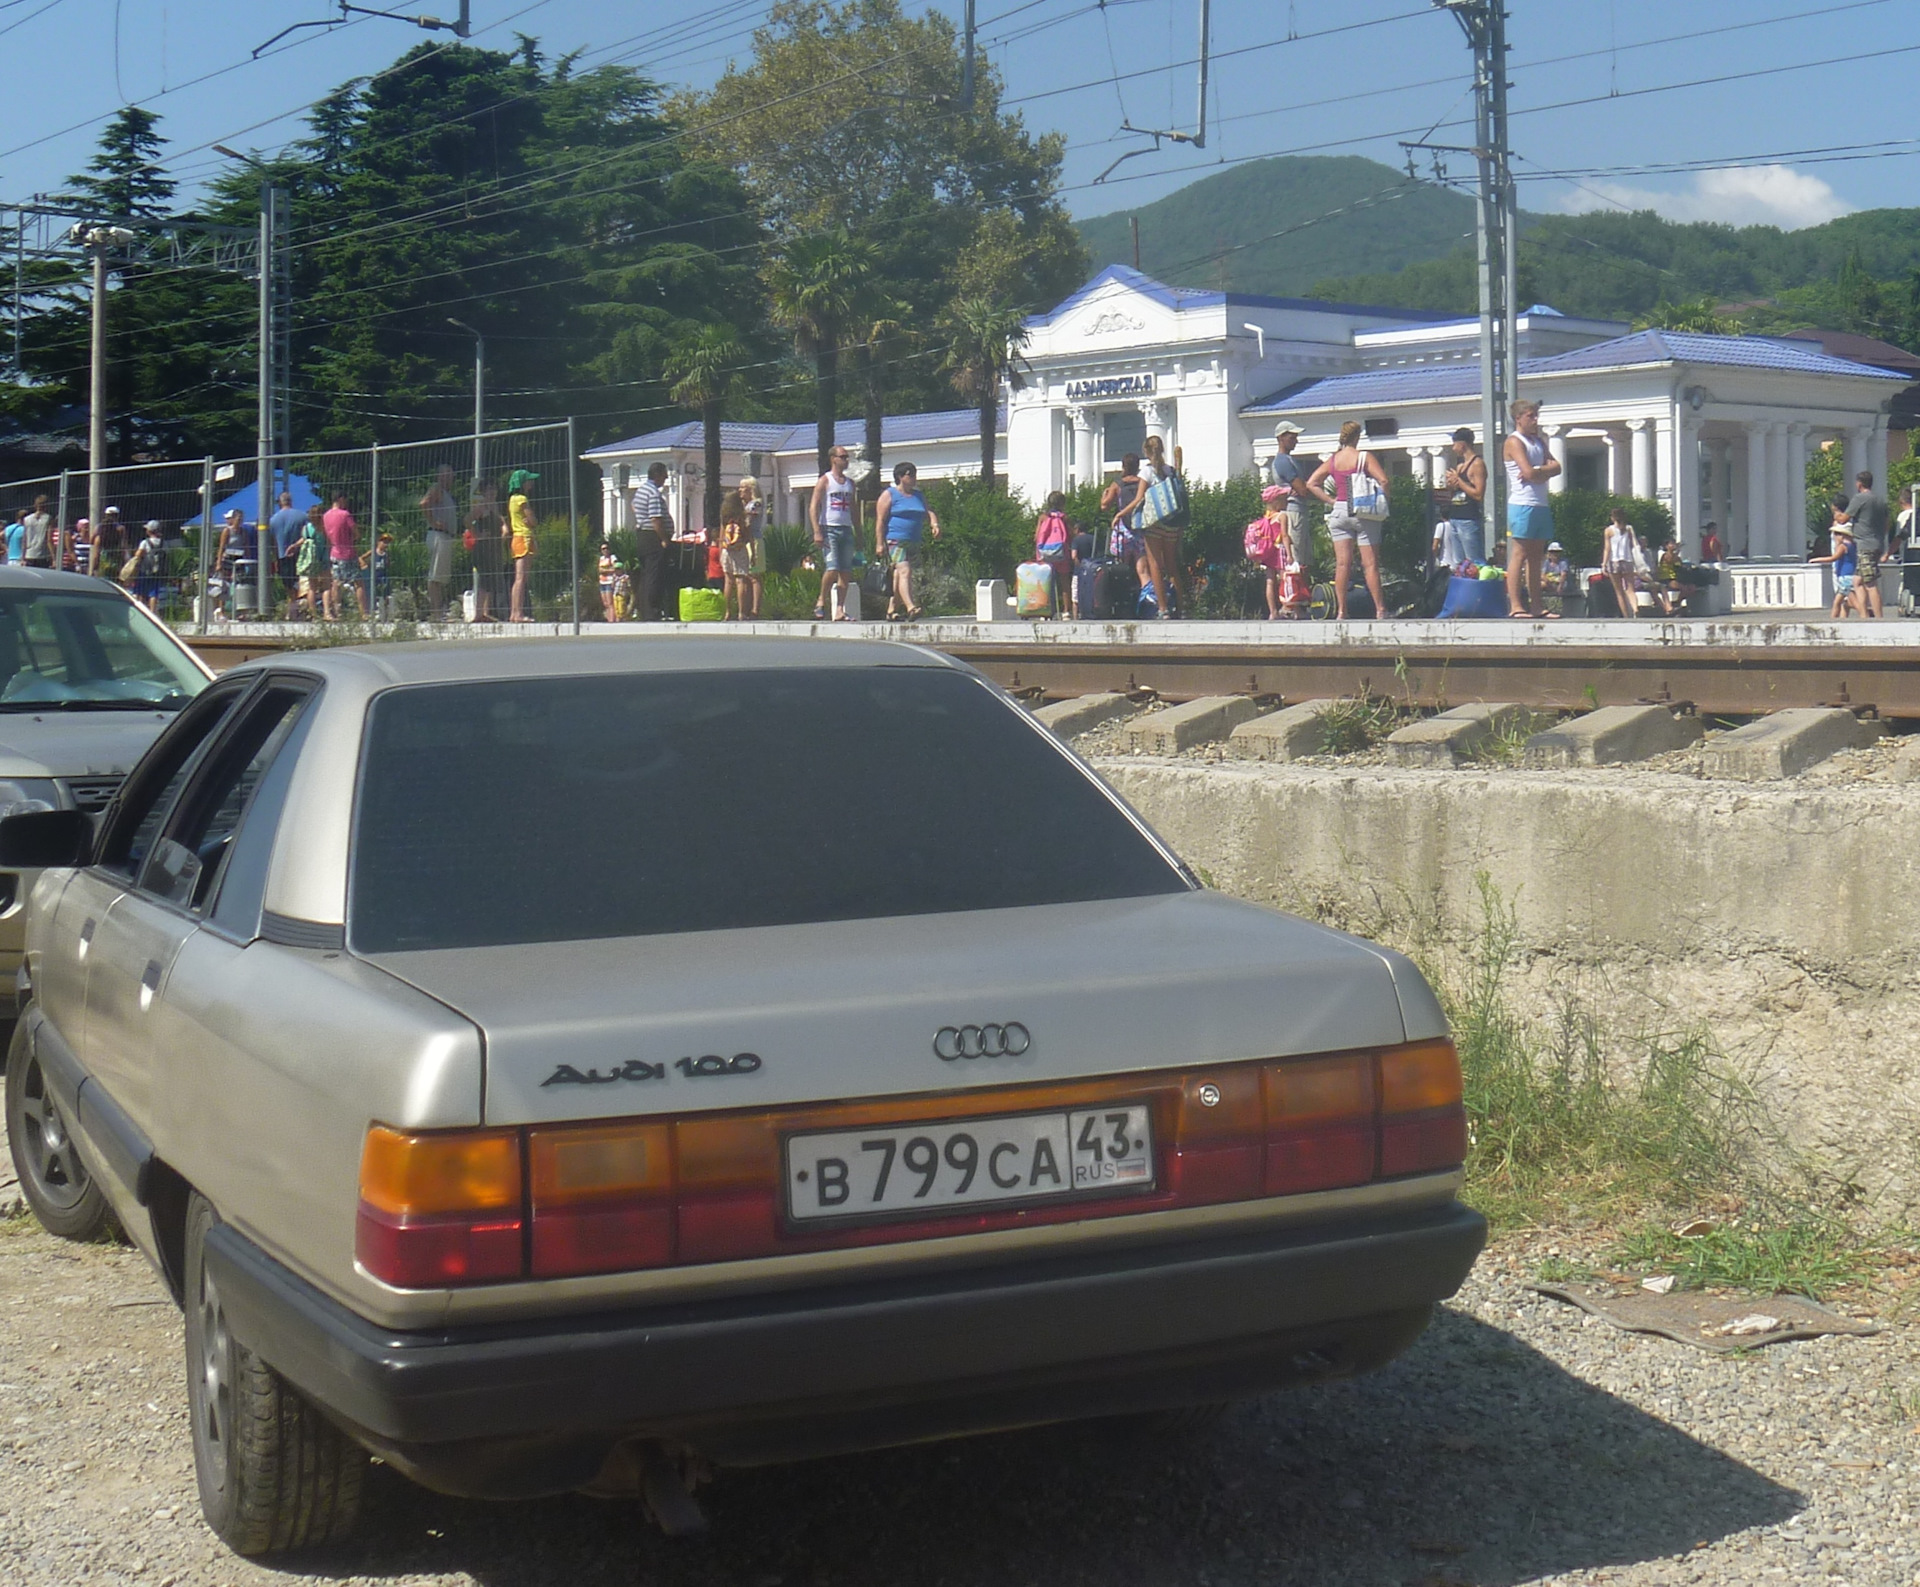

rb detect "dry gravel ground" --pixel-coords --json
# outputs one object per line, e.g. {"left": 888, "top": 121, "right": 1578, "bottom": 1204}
{"left": 4, "top": 1207, "right": 1918, "bottom": 1587}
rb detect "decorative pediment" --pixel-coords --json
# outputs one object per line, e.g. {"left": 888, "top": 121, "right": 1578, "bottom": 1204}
{"left": 1082, "top": 309, "right": 1146, "bottom": 337}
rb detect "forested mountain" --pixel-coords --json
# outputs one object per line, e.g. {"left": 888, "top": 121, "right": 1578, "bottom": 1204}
{"left": 1076, "top": 157, "right": 1475, "bottom": 298}
{"left": 1077, "top": 155, "right": 1920, "bottom": 349}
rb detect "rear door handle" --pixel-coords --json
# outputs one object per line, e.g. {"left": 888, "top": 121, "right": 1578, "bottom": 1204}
{"left": 77, "top": 917, "right": 95, "bottom": 960}
{"left": 138, "top": 960, "right": 161, "bottom": 1012}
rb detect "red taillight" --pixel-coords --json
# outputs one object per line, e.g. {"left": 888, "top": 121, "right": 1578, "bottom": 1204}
{"left": 1378, "top": 1040, "right": 1467, "bottom": 1177}
{"left": 353, "top": 1039, "right": 1466, "bottom": 1288}
{"left": 355, "top": 1125, "right": 524, "bottom": 1287}
{"left": 528, "top": 1123, "right": 674, "bottom": 1277}
{"left": 1263, "top": 1054, "right": 1376, "bottom": 1194}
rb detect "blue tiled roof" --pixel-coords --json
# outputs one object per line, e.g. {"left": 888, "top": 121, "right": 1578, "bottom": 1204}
{"left": 585, "top": 407, "right": 998, "bottom": 458}
{"left": 1246, "top": 328, "right": 1906, "bottom": 414}
{"left": 1025, "top": 264, "right": 1459, "bottom": 330}
{"left": 1530, "top": 329, "right": 1908, "bottom": 379}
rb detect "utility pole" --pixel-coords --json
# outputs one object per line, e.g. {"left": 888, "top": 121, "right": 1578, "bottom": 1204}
{"left": 1431, "top": 0, "right": 1518, "bottom": 532}
{"left": 215, "top": 148, "right": 289, "bottom": 616}
{"left": 960, "top": 0, "right": 975, "bottom": 109}
{"left": 71, "top": 224, "right": 135, "bottom": 552}
{"left": 447, "top": 318, "right": 484, "bottom": 486}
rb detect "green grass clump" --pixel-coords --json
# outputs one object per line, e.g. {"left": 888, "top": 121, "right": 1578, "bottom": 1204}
{"left": 1316, "top": 692, "right": 1402, "bottom": 754}
{"left": 1448, "top": 877, "right": 1768, "bottom": 1229}
{"left": 1608, "top": 1221, "right": 1868, "bottom": 1300}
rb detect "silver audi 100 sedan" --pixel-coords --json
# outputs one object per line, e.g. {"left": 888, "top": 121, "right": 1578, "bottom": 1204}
{"left": 2, "top": 637, "right": 1484, "bottom": 1555}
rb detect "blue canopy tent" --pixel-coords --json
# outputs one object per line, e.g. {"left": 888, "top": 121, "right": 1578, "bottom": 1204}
{"left": 184, "top": 471, "right": 323, "bottom": 528}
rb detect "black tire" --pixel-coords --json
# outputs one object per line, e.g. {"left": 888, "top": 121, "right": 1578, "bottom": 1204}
{"left": 183, "top": 1192, "right": 364, "bottom": 1555}
{"left": 4, "top": 1019, "right": 112, "bottom": 1240}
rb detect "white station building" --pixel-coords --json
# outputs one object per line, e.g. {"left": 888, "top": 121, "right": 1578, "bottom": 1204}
{"left": 585, "top": 265, "right": 1908, "bottom": 561}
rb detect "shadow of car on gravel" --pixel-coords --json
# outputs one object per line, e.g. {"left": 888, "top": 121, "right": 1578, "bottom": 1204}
{"left": 271, "top": 1307, "right": 1802, "bottom": 1587}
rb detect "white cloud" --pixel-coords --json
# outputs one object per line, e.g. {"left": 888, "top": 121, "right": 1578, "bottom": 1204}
{"left": 1554, "top": 165, "right": 1854, "bottom": 231}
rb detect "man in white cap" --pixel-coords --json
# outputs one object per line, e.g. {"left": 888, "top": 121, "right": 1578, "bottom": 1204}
{"left": 1269, "top": 422, "right": 1308, "bottom": 576}
{"left": 1542, "top": 539, "right": 1571, "bottom": 605}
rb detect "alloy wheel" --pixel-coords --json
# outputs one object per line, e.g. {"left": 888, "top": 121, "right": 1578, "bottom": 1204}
{"left": 13, "top": 1054, "right": 90, "bottom": 1212}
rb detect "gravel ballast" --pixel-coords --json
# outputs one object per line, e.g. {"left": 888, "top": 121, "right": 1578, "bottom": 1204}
{"left": 3, "top": 1206, "right": 1916, "bottom": 1586}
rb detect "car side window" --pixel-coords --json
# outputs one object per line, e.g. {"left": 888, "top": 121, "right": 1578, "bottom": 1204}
{"left": 98, "top": 680, "right": 253, "bottom": 878}
{"left": 207, "top": 696, "right": 318, "bottom": 938}
{"left": 140, "top": 685, "right": 315, "bottom": 919}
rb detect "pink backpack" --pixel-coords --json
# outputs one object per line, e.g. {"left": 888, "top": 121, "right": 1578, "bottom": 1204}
{"left": 1244, "top": 517, "right": 1276, "bottom": 562}
{"left": 1035, "top": 510, "right": 1070, "bottom": 559}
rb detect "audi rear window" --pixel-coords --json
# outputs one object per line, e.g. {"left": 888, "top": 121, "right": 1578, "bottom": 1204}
{"left": 349, "top": 666, "right": 1187, "bottom": 952}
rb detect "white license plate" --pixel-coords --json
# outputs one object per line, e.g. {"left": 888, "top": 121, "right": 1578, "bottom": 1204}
{"left": 785, "top": 1104, "right": 1154, "bottom": 1223}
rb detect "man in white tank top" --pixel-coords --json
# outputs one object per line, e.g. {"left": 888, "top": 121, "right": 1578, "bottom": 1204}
{"left": 809, "top": 444, "right": 859, "bottom": 620}
{"left": 1503, "top": 398, "right": 1560, "bottom": 618}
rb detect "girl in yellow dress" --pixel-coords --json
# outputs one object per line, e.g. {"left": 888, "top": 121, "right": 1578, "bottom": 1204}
{"left": 507, "top": 469, "right": 538, "bottom": 623}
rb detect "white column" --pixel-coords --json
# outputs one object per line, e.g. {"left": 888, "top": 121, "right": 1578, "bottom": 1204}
{"left": 1744, "top": 421, "right": 1770, "bottom": 558}
{"left": 1655, "top": 414, "right": 1675, "bottom": 511}
{"left": 1676, "top": 417, "right": 1702, "bottom": 556}
{"left": 1786, "top": 423, "right": 1811, "bottom": 556}
{"left": 1544, "top": 425, "right": 1568, "bottom": 495}
{"left": 1768, "top": 421, "right": 1793, "bottom": 559}
{"left": 1729, "top": 436, "right": 1749, "bottom": 556}
{"left": 1068, "top": 405, "right": 1094, "bottom": 488}
{"left": 1707, "top": 438, "right": 1731, "bottom": 534}
{"left": 1844, "top": 426, "right": 1869, "bottom": 487}
{"left": 1872, "top": 416, "right": 1891, "bottom": 479}
{"left": 1606, "top": 428, "right": 1629, "bottom": 495}
{"left": 1409, "top": 446, "right": 1434, "bottom": 488}
{"left": 1629, "top": 418, "right": 1654, "bottom": 500}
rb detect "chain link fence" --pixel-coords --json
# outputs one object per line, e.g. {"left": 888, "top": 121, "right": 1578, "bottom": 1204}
{"left": 0, "top": 424, "right": 592, "bottom": 630}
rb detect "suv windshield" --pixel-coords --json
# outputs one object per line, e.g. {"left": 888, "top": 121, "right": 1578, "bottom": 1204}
{"left": 351, "top": 667, "right": 1188, "bottom": 952}
{"left": 0, "top": 587, "right": 205, "bottom": 711}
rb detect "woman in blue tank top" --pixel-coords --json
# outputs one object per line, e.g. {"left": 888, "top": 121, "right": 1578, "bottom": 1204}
{"left": 875, "top": 460, "right": 941, "bottom": 620}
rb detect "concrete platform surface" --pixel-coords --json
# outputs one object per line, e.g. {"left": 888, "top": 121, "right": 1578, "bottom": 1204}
{"left": 185, "top": 611, "right": 1920, "bottom": 653}
{"left": 1698, "top": 708, "right": 1882, "bottom": 781}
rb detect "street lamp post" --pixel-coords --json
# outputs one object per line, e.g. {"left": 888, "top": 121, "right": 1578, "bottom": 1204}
{"left": 71, "top": 225, "right": 136, "bottom": 559}
{"left": 447, "top": 318, "right": 484, "bottom": 487}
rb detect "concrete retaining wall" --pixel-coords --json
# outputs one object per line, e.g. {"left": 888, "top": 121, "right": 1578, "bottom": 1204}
{"left": 1101, "top": 758, "right": 1920, "bottom": 1212}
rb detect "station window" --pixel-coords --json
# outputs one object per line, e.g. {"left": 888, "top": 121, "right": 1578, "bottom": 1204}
{"left": 1103, "top": 408, "right": 1145, "bottom": 465}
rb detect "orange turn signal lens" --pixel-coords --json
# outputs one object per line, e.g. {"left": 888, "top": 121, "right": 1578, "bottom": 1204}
{"left": 530, "top": 1122, "right": 671, "bottom": 1204}
{"left": 358, "top": 1125, "right": 522, "bottom": 1217}
{"left": 1378, "top": 1040, "right": 1463, "bottom": 1114}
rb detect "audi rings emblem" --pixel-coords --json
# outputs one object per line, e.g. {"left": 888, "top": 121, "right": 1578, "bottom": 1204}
{"left": 934, "top": 1023, "right": 1032, "bottom": 1061}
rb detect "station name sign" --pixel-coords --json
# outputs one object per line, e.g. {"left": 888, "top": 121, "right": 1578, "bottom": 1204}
{"left": 1064, "top": 372, "right": 1155, "bottom": 402}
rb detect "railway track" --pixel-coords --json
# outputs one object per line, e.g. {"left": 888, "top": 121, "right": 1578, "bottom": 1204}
{"left": 182, "top": 623, "right": 1920, "bottom": 719}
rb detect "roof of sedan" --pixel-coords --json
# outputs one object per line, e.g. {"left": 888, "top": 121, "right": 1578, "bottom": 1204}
{"left": 0, "top": 566, "right": 132, "bottom": 594}
{"left": 248, "top": 635, "right": 966, "bottom": 686}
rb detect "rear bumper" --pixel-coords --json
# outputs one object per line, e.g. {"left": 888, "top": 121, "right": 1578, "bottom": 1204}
{"left": 208, "top": 1199, "right": 1485, "bottom": 1496}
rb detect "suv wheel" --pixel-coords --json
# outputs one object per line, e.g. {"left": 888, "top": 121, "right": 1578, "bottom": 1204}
{"left": 5, "top": 1022, "right": 112, "bottom": 1240}
{"left": 184, "top": 1193, "right": 364, "bottom": 1554}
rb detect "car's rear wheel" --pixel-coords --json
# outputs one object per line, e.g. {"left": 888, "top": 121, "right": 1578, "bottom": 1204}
{"left": 5, "top": 1021, "right": 112, "bottom": 1240}
{"left": 183, "top": 1193, "right": 364, "bottom": 1555}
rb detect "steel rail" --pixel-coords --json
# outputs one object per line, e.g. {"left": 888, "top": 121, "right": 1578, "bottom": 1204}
{"left": 912, "top": 638, "right": 1920, "bottom": 719}
{"left": 182, "top": 631, "right": 1920, "bottom": 718}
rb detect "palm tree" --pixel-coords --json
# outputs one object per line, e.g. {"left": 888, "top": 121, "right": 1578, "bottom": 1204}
{"left": 766, "top": 231, "right": 877, "bottom": 474}
{"left": 850, "top": 289, "right": 913, "bottom": 505}
{"left": 664, "top": 323, "right": 748, "bottom": 536}
{"left": 938, "top": 296, "right": 1030, "bottom": 489}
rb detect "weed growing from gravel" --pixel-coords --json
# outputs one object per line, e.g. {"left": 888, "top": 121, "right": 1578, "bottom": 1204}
{"left": 1609, "top": 1221, "right": 1870, "bottom": 1300}
{"left": 1317, "top": 691, "right": 1403, "bottom": 754}
{"left": 1447, "top": 877, "right": 1771, "bottom": 1230}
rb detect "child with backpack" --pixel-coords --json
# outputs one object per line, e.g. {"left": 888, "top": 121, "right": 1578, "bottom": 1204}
{"left": 1033, "top": 492, "right": 1074, "bottom": 618}
{"left": 1245, "top": 485, "right": 1292, "bottom": 620}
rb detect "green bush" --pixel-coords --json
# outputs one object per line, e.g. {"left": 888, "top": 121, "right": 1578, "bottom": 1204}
{"left": 763, "top": 523, "right": 811, "bottom": 575}
{"left": 1548, "top": 489, "right": 1671, "bottom": 565}
{"left": 924, "top": 476, "right": 1034, "bottom": 582}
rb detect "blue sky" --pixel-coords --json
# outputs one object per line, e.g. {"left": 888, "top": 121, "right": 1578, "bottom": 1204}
{"left": 4, "top": 0, "right": 1914, "bottom": 230}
